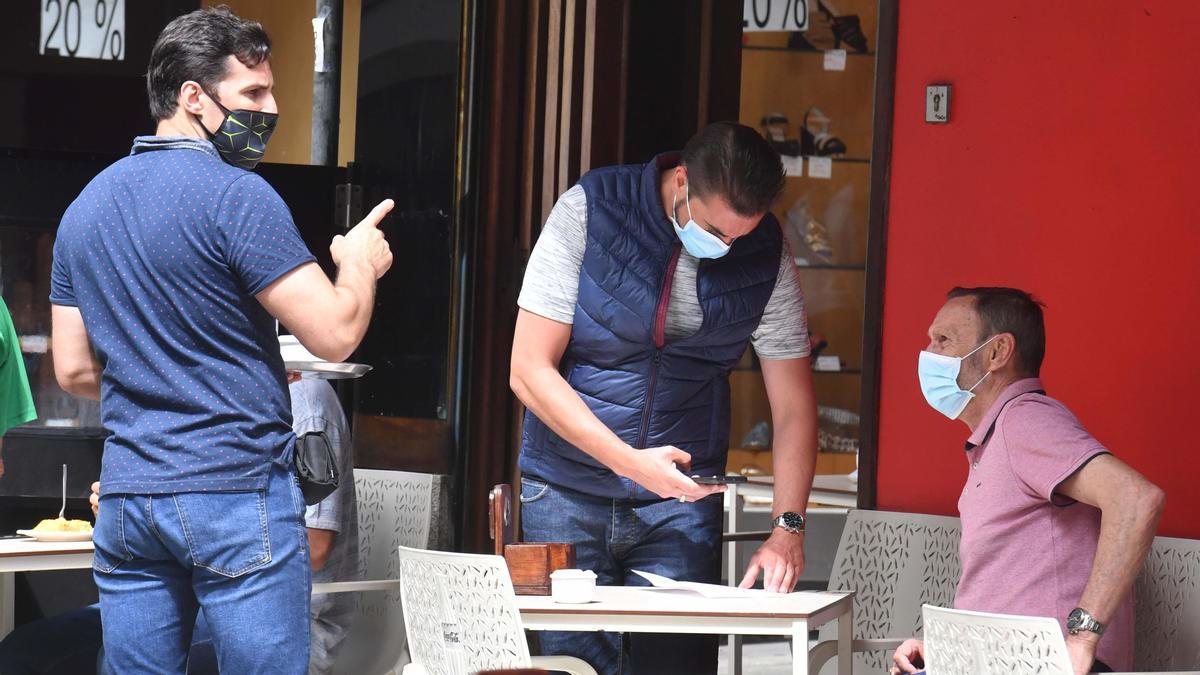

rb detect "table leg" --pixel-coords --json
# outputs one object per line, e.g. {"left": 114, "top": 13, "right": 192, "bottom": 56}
{"left": 791, "top": 619, "right": 809, "bottom": 675}
{"left": 726, "top": 482, "right": 741, "bottom": 675}
{"left": 0, "top": 571, "right": 13, "bottom": 639}
{"left": 728, "top": 634, "right": 742, "bottom": 675}
{"left": 837, "top": 602, "right": 853, "bottom": 675}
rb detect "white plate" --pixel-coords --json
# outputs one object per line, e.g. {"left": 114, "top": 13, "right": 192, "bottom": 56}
{"left": 16, "top": 529, "right": 93, "bottom": 542}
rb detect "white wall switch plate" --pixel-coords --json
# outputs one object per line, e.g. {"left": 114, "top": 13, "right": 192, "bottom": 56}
{"left": 926, "top": 84, "right": 951, "bottom": 123}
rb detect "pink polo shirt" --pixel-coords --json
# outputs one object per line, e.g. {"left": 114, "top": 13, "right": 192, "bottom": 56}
{"left": 954, "top": 378, "right": 1133, "bottom": 671}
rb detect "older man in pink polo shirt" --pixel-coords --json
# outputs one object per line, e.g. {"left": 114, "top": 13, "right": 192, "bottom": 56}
{"left": 891, "top": 287, "right": 1165, "bottom": 675}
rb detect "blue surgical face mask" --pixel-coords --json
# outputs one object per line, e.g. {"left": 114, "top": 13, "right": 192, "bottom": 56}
{"left": 670, "top": 182, "right": 730, "bottom": 259}
{"left": 917, "top": 335, "right": 999, "bottom": 420}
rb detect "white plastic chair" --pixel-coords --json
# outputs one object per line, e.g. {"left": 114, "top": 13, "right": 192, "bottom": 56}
{"left": 921, "top": 604, "right": 1072, "bottom": 675}
{"left": 397, "top": 546, "right": 597, "bottom": 675}
{"left": 1134, "top": 534, "right": 1200, "bottom": 671}
{"left": 318, "top": 469, "right": 436, "bottom": 675}
{"left": 809, "top": 509, "right": 962, "bottom": 674}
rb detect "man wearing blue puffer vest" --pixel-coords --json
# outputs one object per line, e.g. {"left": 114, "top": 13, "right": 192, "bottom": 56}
{"left": 510, "top": 121, "right": 819, "bottom": 675}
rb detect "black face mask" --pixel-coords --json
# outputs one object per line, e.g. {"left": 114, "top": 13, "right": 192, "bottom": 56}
{"left": 198, "top": 92, "right": 278, "bottom": 170}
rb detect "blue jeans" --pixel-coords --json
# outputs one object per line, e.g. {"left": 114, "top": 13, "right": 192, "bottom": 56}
{"left": 93, "top": 462, "right": 311, "bottom": 674}
{"left": 520, "top": 475, "right": 723, "bottom": 675}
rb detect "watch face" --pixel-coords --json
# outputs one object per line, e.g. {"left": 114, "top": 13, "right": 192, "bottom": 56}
{"left": 1067, "top": 608, "right": 1082, "bottom": 629}
{"left": 777, "top": 512, "right": 805, "bottom": 532}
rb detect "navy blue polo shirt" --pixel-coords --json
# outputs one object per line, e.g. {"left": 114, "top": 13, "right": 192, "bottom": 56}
{"left": 50, "top": 137, "right": 315, "bottom": 495}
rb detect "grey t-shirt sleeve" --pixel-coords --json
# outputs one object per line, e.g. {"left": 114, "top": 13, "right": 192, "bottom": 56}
{"left": 516, "top": 185, "right": 588, "bottom": 324}
{"left": 751, "top": 237, "right": 811, "bottom": 360}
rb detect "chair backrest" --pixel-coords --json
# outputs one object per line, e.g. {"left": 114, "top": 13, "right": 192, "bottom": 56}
{"left": 922, "top": 604, "right": 1072, "bottom": 675}
{"left": 332, "top": 469, "right": 435, "bottom": 675}
{"left": 817, "top": 509, "right": 962, "bottom": 674}
{"left": 397, "top": 545, "right": 532, "bottom": 675}
{"left": 1134, "top": 534, "right": 1200, "bottom": 671}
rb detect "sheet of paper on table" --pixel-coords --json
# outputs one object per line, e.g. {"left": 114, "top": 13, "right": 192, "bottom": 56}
{"left": 631, "top": 569, "right": 786, "bottom": 599}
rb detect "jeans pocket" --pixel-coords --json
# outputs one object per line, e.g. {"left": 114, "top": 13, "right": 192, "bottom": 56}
{"left": 519, "top": 475, "right": 552, "bottom": 504}
{"left": 172, "top": 490, "right": 271, "bottom": 577}
{"left": 93, "top": 495, "right": 132, "bottom": 574}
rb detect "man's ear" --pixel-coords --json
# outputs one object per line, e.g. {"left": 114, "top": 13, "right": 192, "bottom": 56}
{"left": 675, "top": 165, "right": 688, "bottom": 190}
{"left": 990, "top": 333, "right": 1017, "bottom": 370}
{"left": 179, "top": 81, "right": 206, "bottom": 116}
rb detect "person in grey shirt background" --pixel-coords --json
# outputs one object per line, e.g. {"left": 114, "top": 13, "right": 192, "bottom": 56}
{"left": 293, "top": 376, "right": 359, "bottom": 673}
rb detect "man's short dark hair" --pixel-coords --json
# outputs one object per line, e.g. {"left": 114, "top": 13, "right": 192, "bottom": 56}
{"left": 681, "top": 121, "right": 786, "bottom": 218}
{"left": 947, "top": 287, "right": 1046, "bottom": 376}
{"left": 146, "top": 6, "right": 271, "bottom": 121}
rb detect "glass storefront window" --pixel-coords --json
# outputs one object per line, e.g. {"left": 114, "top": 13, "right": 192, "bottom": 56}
{"left": 2, "top": 227, "right": 101, "bottom": 431}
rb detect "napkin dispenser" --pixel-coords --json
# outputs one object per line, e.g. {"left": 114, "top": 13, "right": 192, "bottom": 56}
{"left": 489, "top": 483, "right": 575, "bottom": 595}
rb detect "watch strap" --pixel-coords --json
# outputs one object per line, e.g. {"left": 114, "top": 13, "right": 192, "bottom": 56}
{"left": 1069, "top": 608, "right": 1106, "bottom": 636}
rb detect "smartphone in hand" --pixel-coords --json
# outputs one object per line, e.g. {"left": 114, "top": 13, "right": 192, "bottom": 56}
{"left": 691, "top": 474, "right": 748, "bottom": 485}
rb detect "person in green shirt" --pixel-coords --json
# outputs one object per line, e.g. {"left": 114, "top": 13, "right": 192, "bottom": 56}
{"left": 0, "top": 296, "right": 37, "bottom": 478}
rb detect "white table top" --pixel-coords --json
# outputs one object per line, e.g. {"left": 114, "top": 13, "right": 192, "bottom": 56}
{"left": 0, "top": 538, "right": 94, "bottom": 573}
{"left": 515, "top": 586, "right": 852, "bottom": 620}
{"left": 746, "top": 474, "right": 858, "bottom": 496}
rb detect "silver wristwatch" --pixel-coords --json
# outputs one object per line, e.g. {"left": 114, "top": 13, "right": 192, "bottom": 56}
{"left": 1066, "top": 607, "right": 1105, "bottom": 636}
{"left": 772, "top": 511, "right": 805, "bottom": 534}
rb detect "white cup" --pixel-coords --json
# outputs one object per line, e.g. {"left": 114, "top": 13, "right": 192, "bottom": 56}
{"left": 550, "top": 568, "right": 597, "bottom": 604}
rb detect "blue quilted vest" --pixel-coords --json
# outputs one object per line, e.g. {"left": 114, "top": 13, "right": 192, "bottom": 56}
{"left": 519, "top": 154, "right": 783, "bottom": 500}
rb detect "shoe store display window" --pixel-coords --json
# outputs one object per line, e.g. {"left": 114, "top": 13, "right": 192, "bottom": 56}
{"left": 729, "top": 0, "right": 885, "bottom": 506}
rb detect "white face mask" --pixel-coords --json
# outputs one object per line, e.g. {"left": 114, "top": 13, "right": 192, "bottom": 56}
{"left": 669, "top": 182, "right": 731, "bottom": 259}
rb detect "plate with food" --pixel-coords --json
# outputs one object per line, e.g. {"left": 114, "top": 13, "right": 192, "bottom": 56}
{"left": 17, "top": 517, "right": 94, "bottom": 542}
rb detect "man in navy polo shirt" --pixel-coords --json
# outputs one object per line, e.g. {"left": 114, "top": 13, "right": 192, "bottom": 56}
{"left": 49, "top": 8, "right": 392, "bottom": 673}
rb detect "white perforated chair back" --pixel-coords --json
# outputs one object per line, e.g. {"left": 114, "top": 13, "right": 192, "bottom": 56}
{"left": 397, "top": 546, "right": 532, "bottom": 675}
{"left": 922, "top": 604, "right": 1072, "bottom": 675}
{"left": 816, "top": 509, "right": 962, "bottom": 674}
{"left": 1134, "top": 534, "right": 1200, "bottom": 671}
{"left": 332, "top": 469, "right": 435, "bottom": 675}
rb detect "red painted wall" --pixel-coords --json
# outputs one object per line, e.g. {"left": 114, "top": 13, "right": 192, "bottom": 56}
{"left": 875, "top": 1, "right": 1200, "bottom": 537}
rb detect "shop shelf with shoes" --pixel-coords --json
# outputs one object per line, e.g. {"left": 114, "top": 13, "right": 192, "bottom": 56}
{"left": 741, "top": 49, "right": 877, "bottom": 163}
{"left": 728, "top": 0, "right": 881, "bottom": 501}
{"left": 743, "top": 0, "right": 879, "bottom": 55}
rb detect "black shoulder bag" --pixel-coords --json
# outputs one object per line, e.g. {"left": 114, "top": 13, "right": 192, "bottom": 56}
{"left": 294, "top": 431, "right": 339, "bottom": 506}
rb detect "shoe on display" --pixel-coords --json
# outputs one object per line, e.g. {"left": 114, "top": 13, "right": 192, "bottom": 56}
{"left": 760, "top": 113, "right": 803, "bottom": 157}
{"left": 804, "top": 108, "right": 848, "bottom": 157}
{"left": 786, "top": 6, "right": 837, "bottom": 51}
{"left": 823, "top": 183, "right": 854, "bottom": 254}
{"left": 808, "top": 331, "right": 829, "bottom": 359}
{"left": 741, "top": 421, "right": 772, "bottom": 450}
{"left": 817, "top": 405, "right": 861, "bottom": 454}
{"left": 819, "top": 0, "right": 869, "bottom": 53}
{"left": 785, "top": 196, "right": 835, "bottom": 263}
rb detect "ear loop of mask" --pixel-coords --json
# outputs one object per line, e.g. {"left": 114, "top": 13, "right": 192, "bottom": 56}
{"left": 194, "top": 87, "right": 230, "bottom": 138}
{"left": 671, "top": 179, "right": 693, "bottom": 223}
{"left": 963, "top": 335, "right": 1000, "bottom": 392}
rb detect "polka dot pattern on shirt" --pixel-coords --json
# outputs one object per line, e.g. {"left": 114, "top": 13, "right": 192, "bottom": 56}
{"left": 50, "top": 137, "right": 317, "bottom": 495}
